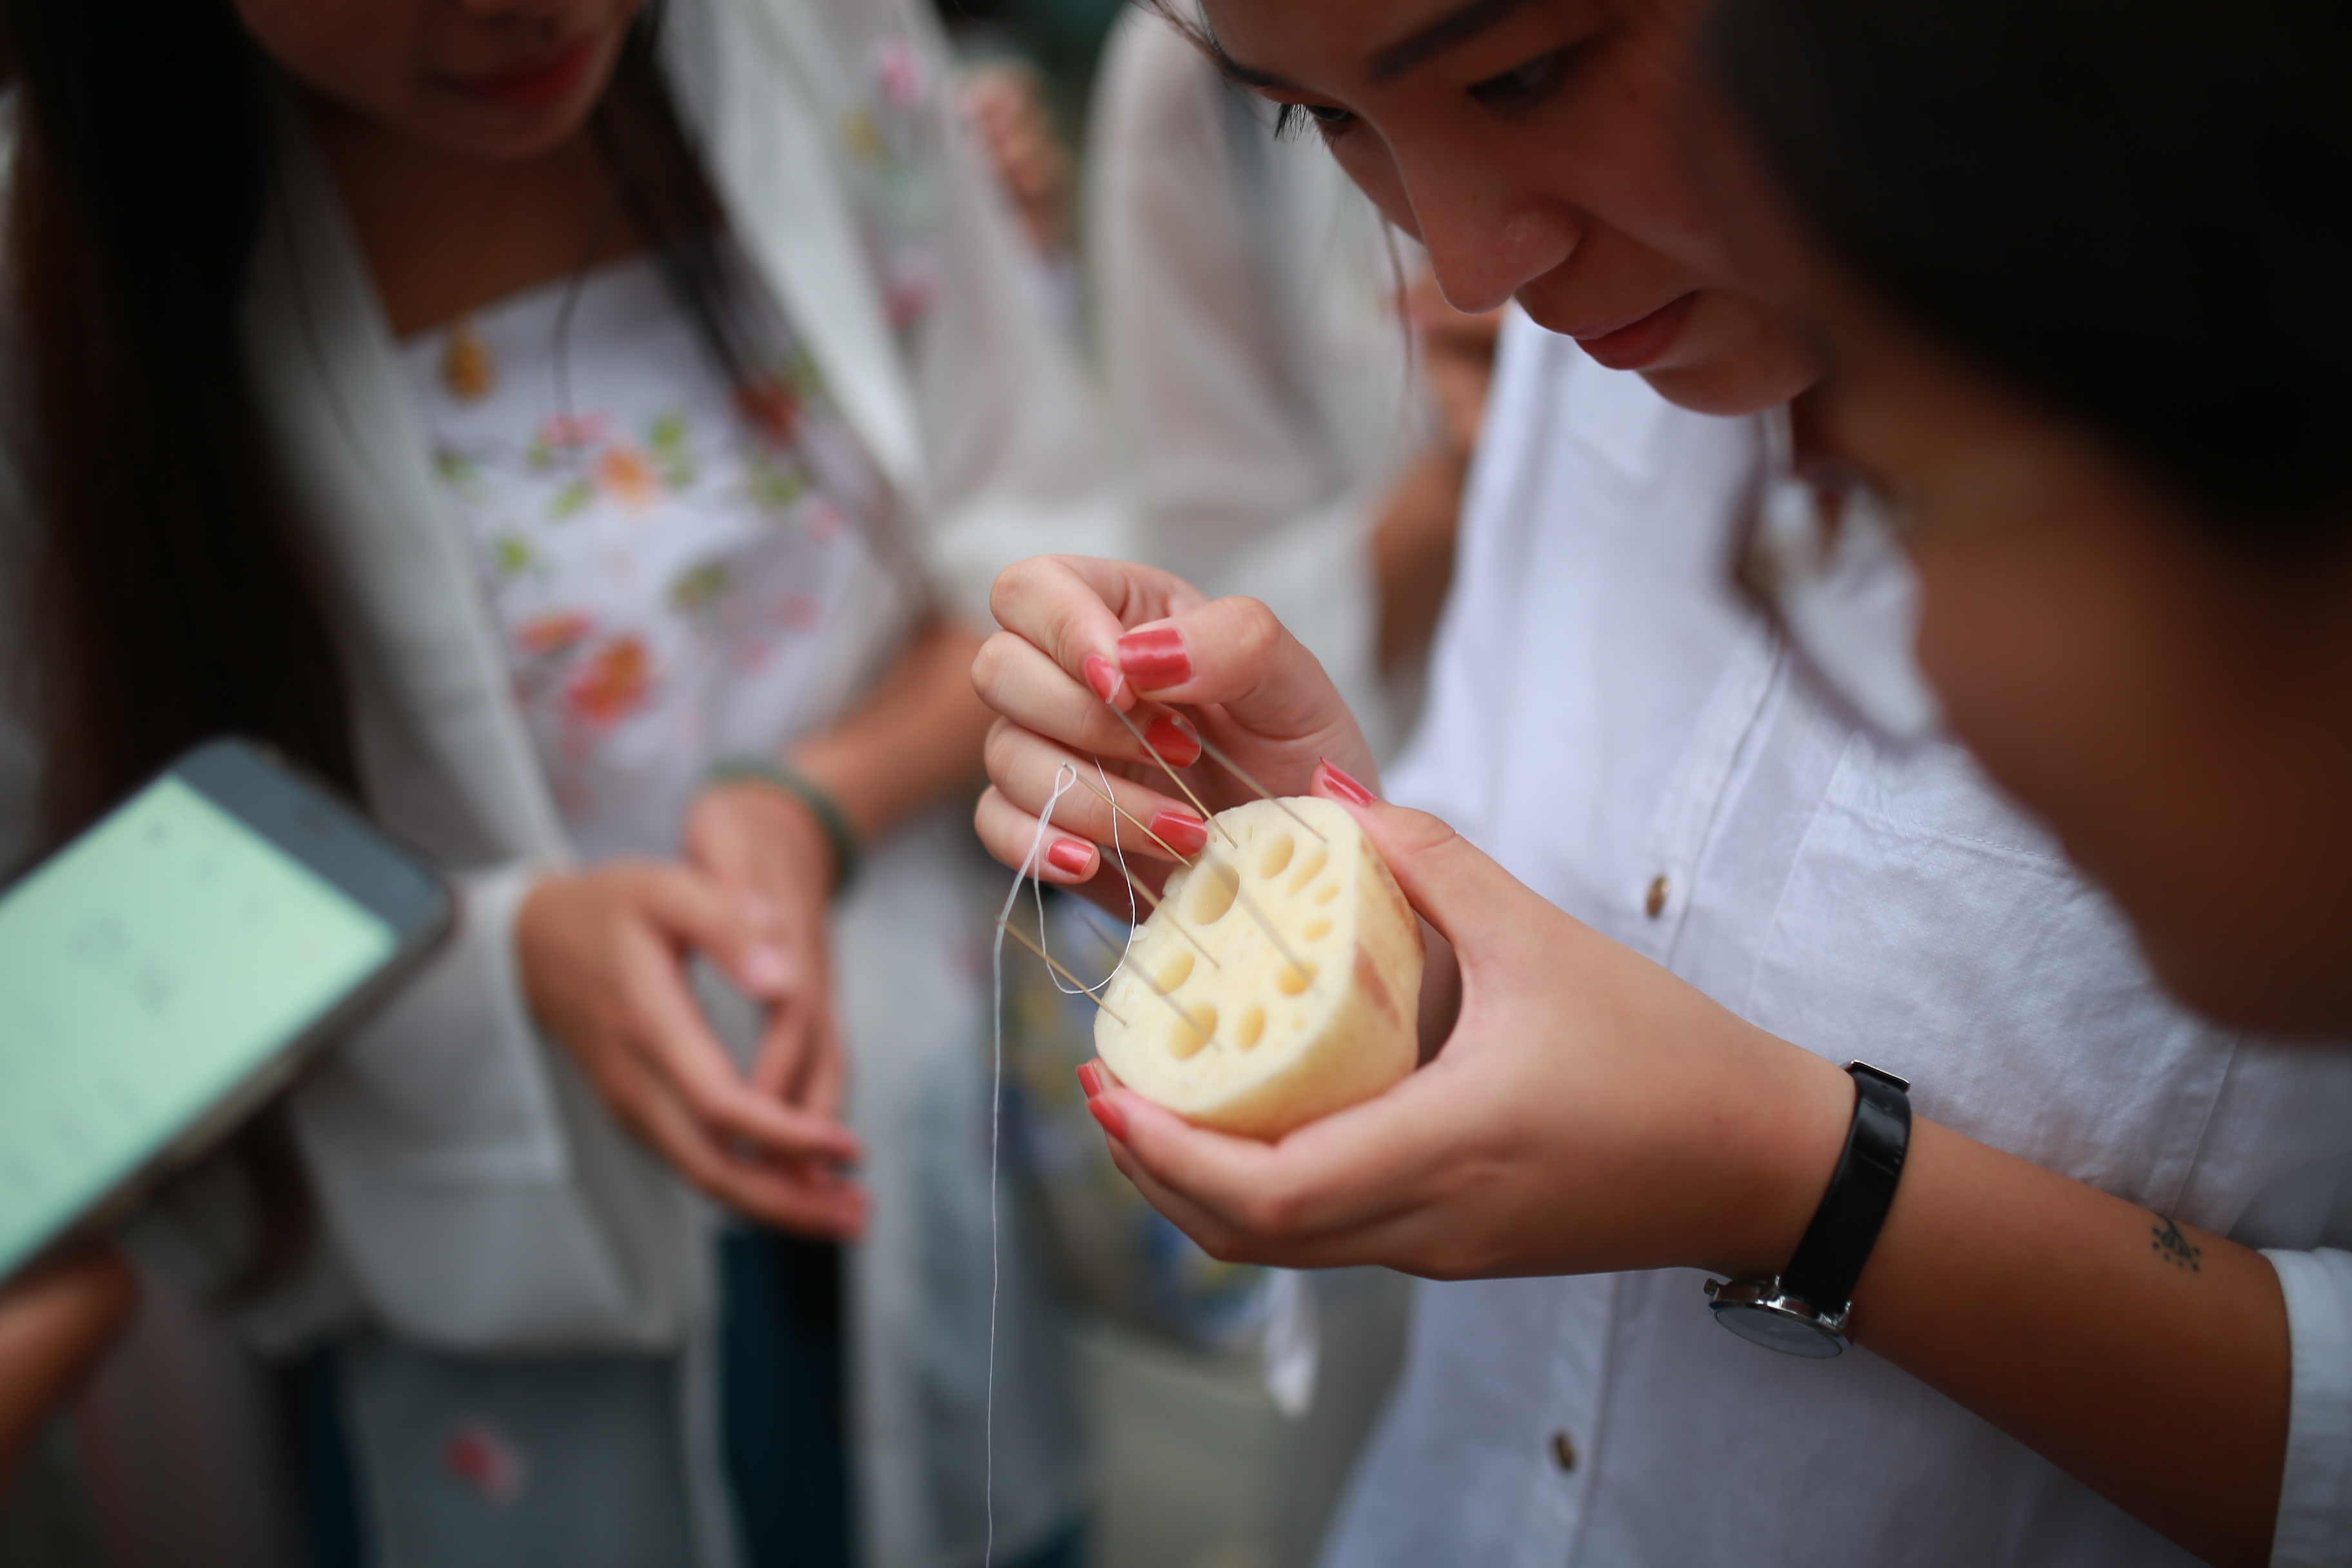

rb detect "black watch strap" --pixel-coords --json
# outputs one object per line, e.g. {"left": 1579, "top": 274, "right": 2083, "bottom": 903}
{"left": 1779, "top": 1062, "right": 1912, "bottom": 1315}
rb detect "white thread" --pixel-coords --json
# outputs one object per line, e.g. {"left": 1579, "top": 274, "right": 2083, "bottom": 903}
{"left": 1024, "top": 762, "right": 1140, "bottom": 1003}
{"left": 986, "top": 765, "right": 1133, "bottom": 1561}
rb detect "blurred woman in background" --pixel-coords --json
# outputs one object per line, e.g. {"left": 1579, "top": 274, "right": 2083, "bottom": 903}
{"left": 0, "top": 0, "right": 1117, "bottom": 1563}
{"left": 1088, "top": 5, "right": 1494, "bottom": 759}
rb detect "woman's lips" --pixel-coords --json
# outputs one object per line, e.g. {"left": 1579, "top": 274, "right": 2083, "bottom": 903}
{"left": 1572, "top": 293, "right": 1698, "bottom": 373}
{"left": 444, "top": 38, "right": 598, "bottom": 110}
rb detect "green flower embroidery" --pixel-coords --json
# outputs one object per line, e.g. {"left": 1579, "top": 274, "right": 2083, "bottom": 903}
{"left": 550, "top": 478, "right": 594, "bottom": 520}
{"left": 670, "top": 561, "right": 732, "bottom": 614}
{"left": 745, "top": 456, "right": 808, "bottom": 514}
{"left": 649, "top": 409, "right": 698, "bottom": 490}
{"left": 489, "top": 534, "right": 535, "bottom": 577}
{"left": 839, "top": 106, "right": 887, "bottom": 168}
{"left": 781, "top": 347, "right": 827, "bottom": 400}
{"left": 433, "top": 446, "right": 489, "bottom": 499}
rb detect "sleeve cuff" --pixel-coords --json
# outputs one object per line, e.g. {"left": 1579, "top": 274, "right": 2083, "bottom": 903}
{"left": 2264, "top": 1247, "right": 2352, "bottom": 1566}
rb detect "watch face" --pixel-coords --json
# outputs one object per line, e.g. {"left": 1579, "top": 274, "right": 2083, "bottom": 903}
{"left": 1710, "top": 1302, "right": 1846, "bottom": 1359}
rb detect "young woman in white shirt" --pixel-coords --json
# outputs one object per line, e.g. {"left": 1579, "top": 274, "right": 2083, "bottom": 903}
{"left": 1087, "top": 5, "right": 1498, "bottom": 759}
{"left": 968, "top": 0, "right": 2349, "bottom": 1563}
{"left": 0, "top": 0, "right": 1113, "bottom": 1562}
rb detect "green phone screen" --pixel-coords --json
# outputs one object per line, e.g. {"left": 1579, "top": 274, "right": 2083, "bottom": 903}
{"left": 0, "top": 776, "right": 397, "bottom": 1277}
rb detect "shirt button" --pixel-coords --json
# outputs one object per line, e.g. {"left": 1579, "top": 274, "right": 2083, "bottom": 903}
{"left": 1644, "top": 874, "right": 1669, "bottom": 919}
{"left": 1551, "top": 1430, "right": 1578, "bottom": 1473}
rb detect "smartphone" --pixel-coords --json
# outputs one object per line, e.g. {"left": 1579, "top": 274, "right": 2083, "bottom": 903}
{"left": 0, "top": 738, "right": 452, "bottom": 1285}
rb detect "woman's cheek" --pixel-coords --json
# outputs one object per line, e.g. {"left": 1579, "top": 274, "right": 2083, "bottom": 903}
{"left": 1913, "top": 520, "right": 2287, "bottom": 1023}
{"left": 1916, "top": 536, "right": 2082, "bottom": 810}
{"left": 1330, "top": 135, "right": 1419, "bottom": 242}
{"left": 1912, "top": 522, "right": 2165, "bottom": 881}
{"left": 233, "top": 0, "right": 416, "bottom": 112}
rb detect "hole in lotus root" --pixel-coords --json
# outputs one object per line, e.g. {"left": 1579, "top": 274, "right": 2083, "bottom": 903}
{"left": 1188, "top": 860, "right": 1239, "bottom": 925}
{"left": 1167, "top": 1003, "right": 1218, "bottom": 1059}
{"left": 1258, "top": 833, "right": 1295, "bottom": 879}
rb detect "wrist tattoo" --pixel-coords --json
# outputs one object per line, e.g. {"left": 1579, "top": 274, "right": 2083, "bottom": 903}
{"left": 2149, "top": 1213, "right": 2203, "bottom": 1273}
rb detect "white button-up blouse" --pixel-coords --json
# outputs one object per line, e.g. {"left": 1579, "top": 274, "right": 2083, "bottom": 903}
{"left": 1320, "top": 312, "right": 2352, "bottom": 1567}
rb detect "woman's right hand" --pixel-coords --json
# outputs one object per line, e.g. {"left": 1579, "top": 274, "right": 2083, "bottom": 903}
{"left": 1077, "top": 769, "right": 1854, "bottom": 1282}
{"left": 517, "top": 863, "right": 867, "bottom": 1239}
{"left": 970, "top": 555, "right": 1376, "bottom": 890}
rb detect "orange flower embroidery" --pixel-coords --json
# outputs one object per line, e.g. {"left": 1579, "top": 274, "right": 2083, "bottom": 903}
{"left": 517, "top": 611, "right": 593, "bottom": 656}
{"left": 596, "top": 444, "right": 660, "bottom": 511}
{"left": 566, "top": 636, "right": 654, "bottom": 727}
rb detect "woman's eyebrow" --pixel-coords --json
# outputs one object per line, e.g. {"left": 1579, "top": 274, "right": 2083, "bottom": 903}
{"left": 1205, "top": 37, "right": 1302, "bottom": 92}
{"left": 1370, "top": 0, "right": 1536, "bottom": 81}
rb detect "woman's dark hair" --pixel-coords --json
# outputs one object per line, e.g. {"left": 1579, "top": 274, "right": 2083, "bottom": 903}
{"left": 3, "top": 1, "right": 356, "bottom": 838}
{"left": 1710, "top": 0, "right": 2352, "bottom": 552}
{"left": 0, "top": 0, "right": 737, "bottom": 1292}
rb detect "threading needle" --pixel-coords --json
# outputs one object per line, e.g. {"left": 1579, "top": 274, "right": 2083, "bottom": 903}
{"left": 999, "top": 919, "right": 1129, "bottom": 1026}
{"left": 1192, "top": 732, "right": 1326, "bottom": 845}
{"left": 1072, "top": 773, "right": 1196, "bottom": 866}
{"left": 1104, "top": 703, "right": 1237, "bottom": 847}
{"left": 1110, "top": 859, "right": 1222, "bottom": 970}
{"left": 1082, "top": 916, "right": 1215, "bottom": 1039}
{"left": 1075, "top": 771, "right": 1306, "bottom": 989}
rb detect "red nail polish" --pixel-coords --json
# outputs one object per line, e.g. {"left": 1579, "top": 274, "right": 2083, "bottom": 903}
{"left": 1076, "top": 1062, "right": 1103, "bottom": 1098}
{"left": 1083, "top": 654, "right": 1123, "bottom": 704}
{"left": 1088, "top": 1095, "right": 1130, "bottom": 1142}
{"left": 1317, "top": 758, "right": 1377, "bottom": 807}
{"left": 1150, "top": 809, "right": 1210, "bottom": 858}
{"left": 1046, "top": 838, "right": 1094, "bottom": 876}
{"left": 1117, "top": 627, "right": 1191, "bottom": 689}
{"left": 1143, "top": 713, "right": 1202, "bottom": 768}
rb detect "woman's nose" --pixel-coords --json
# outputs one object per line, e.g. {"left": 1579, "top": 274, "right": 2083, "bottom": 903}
{"left": 448, "top": 0, "right": 577, "bottom": 21}
{"left": 1402, "top": 164, "right": 1578, "bottom": 315}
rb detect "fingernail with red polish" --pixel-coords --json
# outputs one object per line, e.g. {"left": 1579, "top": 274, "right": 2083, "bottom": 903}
{"left": 1088, "top": 1095, "right": 1130, "bottom": 1142}
{"left": 1150, "top": 809, "right": 1209, "bottom": 858}
{"left": 1083, "top": 654, "right": 1124, "bottom": 705}
{"left": 1144, "top": 712, "right": 1202, "bottom": 768}
{"left": 1317, "top": 758, "right": 1378, "bottom": 807}
{"left": 1076, "top": 1062, "right": 1104, "bottom": 1098}
{"left": 1046, "top": 838, "right": 1095, "bottom": 877}
{"left": 1117, "top": 627, "right": 1191, "bottom": 689}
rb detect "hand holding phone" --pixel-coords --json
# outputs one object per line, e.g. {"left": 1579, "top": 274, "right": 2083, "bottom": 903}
{"left": 0, "top": 1247, "right": 134, "bottom": 1482}
{"left": 0, "top": 739, "right": 451, "bottom": 1287}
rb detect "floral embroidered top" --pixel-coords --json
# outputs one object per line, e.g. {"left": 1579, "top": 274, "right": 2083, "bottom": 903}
{"left": 405, "top": 251, "right": 895, "bottom": 860}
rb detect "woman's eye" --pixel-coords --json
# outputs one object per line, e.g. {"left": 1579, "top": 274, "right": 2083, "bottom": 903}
{"left": 1467, "top": 48, "right": 1571, "bottom": 117}
{"left": 1273, "top": 101, "right": 1358, "bottom": 142}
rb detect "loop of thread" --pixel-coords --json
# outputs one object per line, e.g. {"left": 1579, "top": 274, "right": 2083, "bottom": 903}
{"left": 986, "top": 763, "right": 1135, "bottom": 1559}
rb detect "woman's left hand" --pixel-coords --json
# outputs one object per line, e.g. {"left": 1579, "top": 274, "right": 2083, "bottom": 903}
{"left": 684, "top": 781, "right": 847, "bottom": 1120}
{"left": 1079, "top": 767, "right": 1856, "bottom": 1282}
{"left": 1, "top": 1247, "right": 135, "bottom": 1482}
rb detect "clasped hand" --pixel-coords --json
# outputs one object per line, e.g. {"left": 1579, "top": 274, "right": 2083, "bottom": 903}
{"left": 516, "top": 780, "right": 867, "bottom": 1239}
{"left": 973, "top": 555, "right": 1852, "bottom": 1281}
